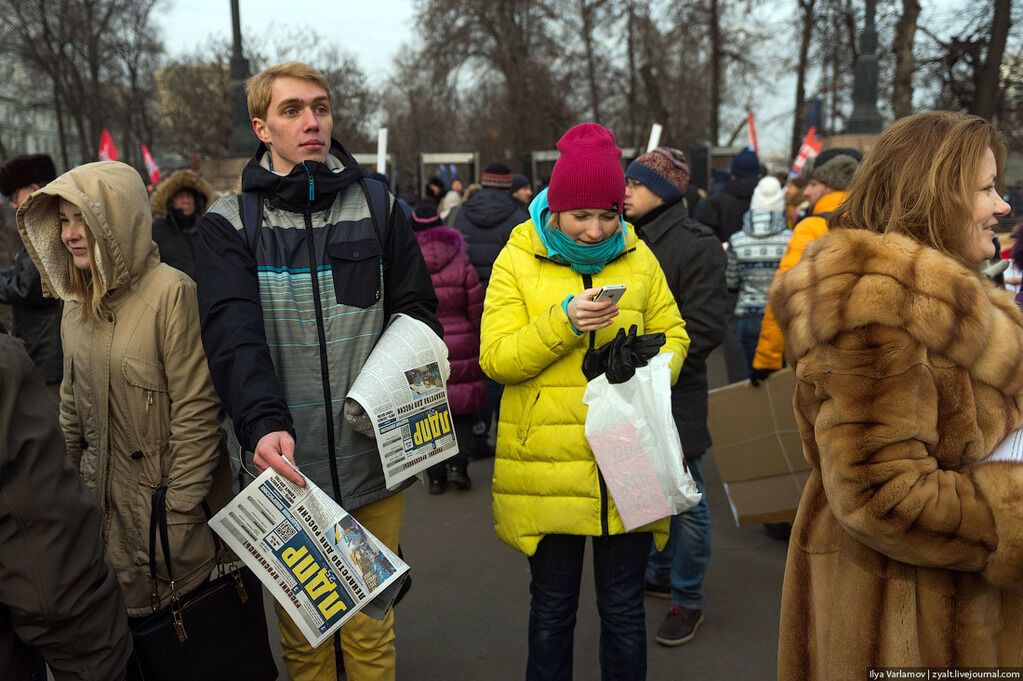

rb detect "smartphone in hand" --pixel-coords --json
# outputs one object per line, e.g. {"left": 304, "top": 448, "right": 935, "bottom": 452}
{"left": 592, "top": 284, "right": 627, "bottom": 304}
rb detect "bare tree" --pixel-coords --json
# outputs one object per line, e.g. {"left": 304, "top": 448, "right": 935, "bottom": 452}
{"left": 577, "top": 0, "right": 609, "bottom": 121}
{"left": 974, "top": 0, "right": 1012, "bottom": 120}
{"left": 413, "top": 0, "right": 572, "bottom": 159}
{"left": 891, "top": 0, "right": 920, "bottom": 118}
{"left": 709, "top": 0, "right": 722, "bottom": 145}
{"left": 814, "top": 0, "right": 859, "bottom": 133}
{"left": 792, "top": 0, "right": 817, "bottom": 157}
{"left": 625, "top": 1, "right": 640, "bottom": 146}
{"left": 918, "top": 0, "right": 1019, "bottom": 123}
{"left": 155, "top": 47, "right": 233, "bottom": 159}
{"left": 0, "top": 0, "right": 163, "bottom": 165}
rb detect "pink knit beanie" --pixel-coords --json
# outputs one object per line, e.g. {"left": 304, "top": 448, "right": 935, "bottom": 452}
{"left": 548, "top": 123, "right": 626, "bottom": 213}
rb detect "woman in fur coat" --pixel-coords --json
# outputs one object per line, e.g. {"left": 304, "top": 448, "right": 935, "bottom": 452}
{"left": 770, "top": 111, "right": 1018, "bottom": 680}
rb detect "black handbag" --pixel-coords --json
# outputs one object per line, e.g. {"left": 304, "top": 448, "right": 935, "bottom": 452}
{"left": 129, "top": 486, "right": 278, "bottom": 681}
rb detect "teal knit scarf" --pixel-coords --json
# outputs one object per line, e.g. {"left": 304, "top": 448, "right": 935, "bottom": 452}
{"left": 529, "top": 188, "right": 627, "bottom": 275}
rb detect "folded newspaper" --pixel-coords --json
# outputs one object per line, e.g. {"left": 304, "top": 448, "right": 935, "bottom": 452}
{"left": 347, "top": 313, "right": 460, "bottom": 488}
{"left": 209, "top": 468, "right": 410, "bottom": 648}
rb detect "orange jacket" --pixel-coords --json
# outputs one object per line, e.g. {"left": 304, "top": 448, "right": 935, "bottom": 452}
{"left": 752, "top": 190, "right": 848, "bottom": 371}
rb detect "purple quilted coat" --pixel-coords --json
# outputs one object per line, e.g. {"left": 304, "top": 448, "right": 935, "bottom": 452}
{"left": 415, "top": 226, "right": 487, "bottom": 415}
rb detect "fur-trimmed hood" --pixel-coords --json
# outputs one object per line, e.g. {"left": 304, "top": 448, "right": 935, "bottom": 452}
{"left": 771, "top": 227, "right": 1023, "bottom": 399}
{"left": 16, "top": 161, "right": 158, "bottom": 302}
{"left": 150, "top": 169, "right": 214, "bottom": 218}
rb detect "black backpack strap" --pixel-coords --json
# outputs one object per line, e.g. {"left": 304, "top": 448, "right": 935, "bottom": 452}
{"left": 237, "top": 191, "right": 263, "bottom": 255}
{"left": 360, "top": 179, "right": 392, "bottom": 246}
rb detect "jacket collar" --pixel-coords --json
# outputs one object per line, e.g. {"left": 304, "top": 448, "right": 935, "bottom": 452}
{"left": 633, "top": 199, "right": 687, "bottom": 244}
{"left": 812, "top": 190, "right": 849, "bottom": 216}
{"left": 241, "top": 139, "right": 365, "bottom": 212}
{"left": 772, "top": 228, "right": 1023, "bottom": 396}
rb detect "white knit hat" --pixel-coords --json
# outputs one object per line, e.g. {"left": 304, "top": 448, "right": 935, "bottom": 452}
{"left": 750, "top": 176, "right": 785, "bottom": 212}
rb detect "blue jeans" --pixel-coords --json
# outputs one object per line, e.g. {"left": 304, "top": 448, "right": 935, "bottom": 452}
{"left": 645, "top": 456, "right": 710, "bottom": 610}
{"left": 737, "top": 313, "right": 764, "bottom": 377}
{"left": 527, "top": 532, "right": 652, "bottom": 681}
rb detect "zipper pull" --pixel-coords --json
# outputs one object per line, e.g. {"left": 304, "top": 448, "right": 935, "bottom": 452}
{"left": 304, "top": 161, "right": 315, "bottom": 204}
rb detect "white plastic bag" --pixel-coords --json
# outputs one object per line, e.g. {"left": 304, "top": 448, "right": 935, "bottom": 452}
{"left": 582, "top": 353, "right": 702, "bottom": 531}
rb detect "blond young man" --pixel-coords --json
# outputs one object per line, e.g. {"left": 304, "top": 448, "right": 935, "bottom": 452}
{"left": 195, "top": 62, "right": 440, "bottom": 681}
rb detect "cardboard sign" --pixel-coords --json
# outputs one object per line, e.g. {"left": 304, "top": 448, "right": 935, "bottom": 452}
{"left": 707, "top": 368, "right": 810, "bottom": 526}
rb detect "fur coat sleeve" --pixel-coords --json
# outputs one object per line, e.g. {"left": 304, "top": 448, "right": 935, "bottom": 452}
{"left": 794, "top": 324, "right": 1022, "bottom": 583}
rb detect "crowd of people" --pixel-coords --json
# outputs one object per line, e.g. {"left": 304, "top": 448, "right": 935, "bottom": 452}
{"left": 1, "top": 58, "right": 1022, "bottom": 681}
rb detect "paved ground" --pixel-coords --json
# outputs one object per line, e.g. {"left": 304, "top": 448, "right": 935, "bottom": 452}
{"left": 255, "top": 348, "right": 790, "bottom": 680}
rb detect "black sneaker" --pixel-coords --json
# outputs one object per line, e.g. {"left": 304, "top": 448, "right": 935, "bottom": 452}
{"left": 428, "top": 479, "right": 446, "bottom": 495}
{"left": 644, "top": 582, "right": 671, "bottom": 599}
{"left": 447, "top": 464, "right": 471, "bottom": 490}
{"left": 655, "top": 606, "right": 704, "bottom": 646}
{"left": 764, "top": 522, "right": 792, "bottom": 541}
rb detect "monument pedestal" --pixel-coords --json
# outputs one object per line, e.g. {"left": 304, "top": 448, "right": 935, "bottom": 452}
{"left": 821, "top": 133, "right": 880, "bottom": 155}
{"left": 201, "top": 157, "right": 249, "bottom": 195}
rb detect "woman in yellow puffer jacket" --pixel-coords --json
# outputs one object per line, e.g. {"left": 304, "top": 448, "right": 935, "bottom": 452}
{"left": 480, "top": 123, "right": 689, "bottom": 681}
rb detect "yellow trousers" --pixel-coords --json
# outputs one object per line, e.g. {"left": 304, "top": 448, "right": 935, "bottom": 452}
{"left": 276, "top": 492, "right": 404, "bottom": 681}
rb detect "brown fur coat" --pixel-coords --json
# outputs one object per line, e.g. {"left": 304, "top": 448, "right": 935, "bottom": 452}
{"left": 770, "top": 228, "right": 1023, "bottom": 680}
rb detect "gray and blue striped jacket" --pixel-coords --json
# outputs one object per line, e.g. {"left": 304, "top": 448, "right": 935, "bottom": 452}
{"left": 197, "top": 141, "right": 440, "bottom": 509}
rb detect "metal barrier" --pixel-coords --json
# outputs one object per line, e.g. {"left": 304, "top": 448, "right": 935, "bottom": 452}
{"left": 352, "top": 153, "right": 397, "bottom": 186}
{"left": 418, "top": 152, "right": 480, "bottom": 196}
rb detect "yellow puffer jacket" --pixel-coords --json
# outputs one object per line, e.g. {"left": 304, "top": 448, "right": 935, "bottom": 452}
{"left": 753, "top": 190, "right": 848, "bottom": 371}
{"left": 480, "top": 220, "right": 690, "bottom": 556}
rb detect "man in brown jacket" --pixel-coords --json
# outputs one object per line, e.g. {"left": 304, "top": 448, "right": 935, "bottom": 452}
{"left": 0, "top": 326, "right": 132, "bottom": 680}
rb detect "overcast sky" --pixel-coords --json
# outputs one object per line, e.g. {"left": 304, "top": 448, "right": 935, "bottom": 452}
{"left": 154, "top": 0, "right": 416, "bottom": 83}
{"left": 154, "top": 0, "right": 973, "bottom": 160}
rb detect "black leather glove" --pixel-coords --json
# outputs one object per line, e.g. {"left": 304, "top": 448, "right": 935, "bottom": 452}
{"left": 584, "top": 324, "right": 666, "bottom": 384}
{"left": 749, "top": 367, "right": 777, "bottom": 387}
{"left": 582, "top": 333, "right": 616, "bottom": 382}
{"left": 604, "top": 328, "right": 634, "bottom": 384}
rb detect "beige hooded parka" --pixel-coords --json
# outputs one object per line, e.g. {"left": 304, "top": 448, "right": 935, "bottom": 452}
{"left": 17, "top": 161, "right": 223, "bottom": 617}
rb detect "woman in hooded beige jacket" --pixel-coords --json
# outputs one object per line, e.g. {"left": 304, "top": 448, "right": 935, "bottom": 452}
{"left": 17, "top": 161, "right": 224, "bottom": 620}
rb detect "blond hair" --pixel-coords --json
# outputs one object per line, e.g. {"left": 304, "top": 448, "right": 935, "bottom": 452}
{"left": 246, "top": 61, "right": 330, "bottom": 121}
{"left": 63, "top": 220, "right": 105, "bottom": 321}
{"left": 830, "top": 111, "right": 1006, "bottom": 263}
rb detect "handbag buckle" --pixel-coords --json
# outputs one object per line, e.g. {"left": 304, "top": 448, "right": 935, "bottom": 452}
{"left": 170, "top": 583, "right": 188, "bottom": 642}
{"left": 231, "top": 564, "right": 249, "bottom": 603}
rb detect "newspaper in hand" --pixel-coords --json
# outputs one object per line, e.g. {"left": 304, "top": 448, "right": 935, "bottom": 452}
{"left": 209, "top": 467, "right": 409, "bottom": 648}
{"left": 347, "top": 313, "right": 460, "bottom": 488}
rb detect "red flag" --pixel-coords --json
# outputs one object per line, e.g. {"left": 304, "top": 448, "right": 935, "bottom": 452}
{"left": 746, "top": 112, "right": 758, "bottom": 154}
{"left": 790, "top": 127, "right": 823, "bottom": 178}
{"left": 98, "top": 129, "right": 119, "bottom": 162}
{"left": 141, "top": 143, "right": 160, "bottom": 185}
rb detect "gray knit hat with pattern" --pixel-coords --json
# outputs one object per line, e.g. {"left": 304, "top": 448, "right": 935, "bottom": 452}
{"left": 812, "top": 154, "right": 859, "bottom": 190}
